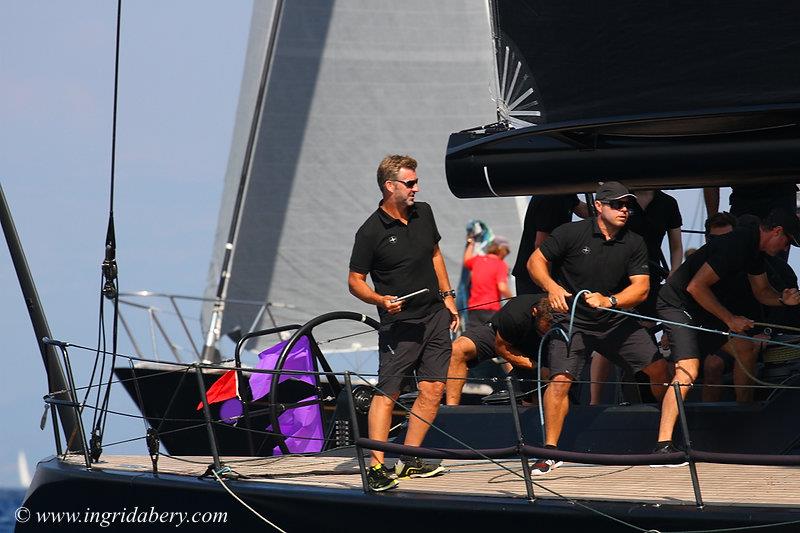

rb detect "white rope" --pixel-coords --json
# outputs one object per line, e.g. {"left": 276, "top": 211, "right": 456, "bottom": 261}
{"left": 212, "top": 468, "right": 288, "bottom": 533}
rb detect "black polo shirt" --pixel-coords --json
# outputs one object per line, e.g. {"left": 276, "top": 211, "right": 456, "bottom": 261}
{"left": 349, "top": 201, "right": 443, "bottom": 323}
{"left": 659, "top": 215, "right": 766, "bottom": 314}
{"left": 512, "top": 194, "right": 579, "bottom": 285}
{"left": 492, "top": 294, "right": 545, "bottom": 355}
{"left": 538, "top": 218, "right": 649, "bottom": 330}
{"left": 626, "top": 191, "right": 682, "bottom": 276}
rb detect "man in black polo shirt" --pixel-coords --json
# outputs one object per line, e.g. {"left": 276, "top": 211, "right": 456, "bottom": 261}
{"left": 445, "top": 294, "right": 555, "bottom": 405}
{"left": 528, "top": 181, "right": 658, "bottom": 475}
{"left": 704, "top": 183, "right": 798, "bottom": 260}
{"left": 348, "top": 154, "right": 459, "bottom": 491}
{"left": 654, "top": 208, "right": 800, "bottom": 457}
{"left": 512, "top": 194, "right": 588, "bottom": 294}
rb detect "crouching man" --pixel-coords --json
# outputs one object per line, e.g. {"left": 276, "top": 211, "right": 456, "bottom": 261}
{"left": 446, "top": 294, "right": 554, "bottom": 405}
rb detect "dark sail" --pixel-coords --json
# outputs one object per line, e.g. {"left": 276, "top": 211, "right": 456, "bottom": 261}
{"left": 446, "top": 1, "right": 800, "bottom": 198}
{"left": 493, "top": 0, "right": 800, "bottom": 123}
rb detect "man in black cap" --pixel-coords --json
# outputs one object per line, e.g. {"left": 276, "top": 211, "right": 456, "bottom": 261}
{"left": 445, "top": 294, "right": 554, "bottom": 405}
{"left": 654, "top": 207, "right": 800, "bottom": 458}
{"left": 528, "top": 181, "right": 659, "bottom": 475}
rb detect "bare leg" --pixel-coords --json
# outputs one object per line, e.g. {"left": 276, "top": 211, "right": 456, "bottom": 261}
{"left": 445, "top": 337, "right": 477, "bottom": 405}
{"left": 404, "top": 380, "right": 446, "bottom": 446}
{"left": 543, "top": 374, "right": 573, "bottom": 446}
{"left": 368, "top": 392, "right": 399, "bottom": 466}
{"left": 702, "top": 353, "right": 725, "bottom": 402}
{"left": 590, "top": 352, "right": 612, "bottom": 405}
{"left": 731, "top": 336, "right": 762, "bottom": 403}
{"left": 657, "top": 358, "right": 699, "bottom": 442}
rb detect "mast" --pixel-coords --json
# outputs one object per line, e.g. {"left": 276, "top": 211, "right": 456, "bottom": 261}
{"left": 0, "top": 184, "right": 84, "bottom": 453}
{"left": 202, "top": 0, "right": 286, "bottom": 362}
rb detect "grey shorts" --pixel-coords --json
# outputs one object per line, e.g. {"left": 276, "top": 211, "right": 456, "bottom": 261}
{"left": 657, "top": 300, "right": 728, "bottom": 363}
{"left": 377, "top": 307, "right": 452, "bottom": 395}
{"left": 548, "top": 319, "right": 658, "bottom": 380}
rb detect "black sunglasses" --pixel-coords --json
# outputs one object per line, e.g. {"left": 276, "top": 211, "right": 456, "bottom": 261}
{"left": 390, "top": 179, "right": 418, "bottom": 188}
{"left": 602, "top": 199, "right": 634, "bottom": 211}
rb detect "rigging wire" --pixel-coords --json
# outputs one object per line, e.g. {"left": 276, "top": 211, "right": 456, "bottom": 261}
{"left": 89, "top": 0, "right": 124, "bottom": 462}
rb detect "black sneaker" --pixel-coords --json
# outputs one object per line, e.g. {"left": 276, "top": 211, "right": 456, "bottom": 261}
{"left": 530, "top": 458, "right": 563, "bottom": 476}
{"left": 394, "top": 456, "right": 445, "bottom": 479}
{"left": 367, "top": 463, "right": 399, "bottom": 491}
{"left": 649, "top": 443, "right": 689, "bottom": 468}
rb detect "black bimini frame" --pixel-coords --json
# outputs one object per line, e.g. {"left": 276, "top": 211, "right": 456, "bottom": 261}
{"left": 446, "top": 104, "right": 800, "bottom": 198}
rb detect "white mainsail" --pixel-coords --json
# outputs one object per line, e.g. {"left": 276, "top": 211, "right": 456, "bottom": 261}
{"left": 203, "top": 0, "right": 525, "bottom": 353}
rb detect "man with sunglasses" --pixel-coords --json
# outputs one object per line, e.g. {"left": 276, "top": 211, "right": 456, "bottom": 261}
{"left": 527, "top": 181, "right": 659, "bottom": 475}
{"left": 655, "top": 207, "right": 800, "bottom": 458}
{"left": 348, "top": 154, "right": 459, "bottom": 491}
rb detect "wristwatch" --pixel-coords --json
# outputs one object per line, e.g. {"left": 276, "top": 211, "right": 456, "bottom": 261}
{"left": 608, "top": 295, "right": 618, "bottom": 309}
{"left": 439, "top": 289, "right": 456, "bottom": 299}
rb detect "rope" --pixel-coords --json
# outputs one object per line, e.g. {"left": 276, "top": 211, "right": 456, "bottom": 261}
{"left": 597, "top": 306, "right": 800, "bottom": 353}
{"left": 211, "top": 468, "right": 288, "bottom": 533}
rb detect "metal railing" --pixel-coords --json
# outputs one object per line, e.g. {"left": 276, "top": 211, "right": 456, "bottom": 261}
{"left": 116, "top": 290, "right": 297, "bottom": 362}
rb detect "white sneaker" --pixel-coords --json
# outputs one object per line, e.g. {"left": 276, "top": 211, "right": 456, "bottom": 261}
{"left": 530, "top": 458, "right": 563, "bottom": 476}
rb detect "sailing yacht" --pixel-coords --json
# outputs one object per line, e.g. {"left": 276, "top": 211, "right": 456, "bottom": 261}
{"left": 9, "top": 1, "right": 800, "bottom": 531}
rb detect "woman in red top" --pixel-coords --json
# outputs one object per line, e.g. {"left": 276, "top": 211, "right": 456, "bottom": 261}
{"left": 464, "top": 237, "right": 513, "bottom": 328}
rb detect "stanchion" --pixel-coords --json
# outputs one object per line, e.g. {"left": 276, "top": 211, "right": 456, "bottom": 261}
{"left": 50, "top": 404, "right": 63, "bottom": 456}
{"left": 195, "top": 363, "right": 222, "bottom": 472}
{"left": 345, "top": 372, "right": 370, "bottom": 493}
{"left": 673, "top": 382, "right": 704, "bottom": 509}
{"left": 58, "top": 345, "right": 92, "bottom": 468}
{"left": 507, "top": 377, "right": 535, "bottom": 501}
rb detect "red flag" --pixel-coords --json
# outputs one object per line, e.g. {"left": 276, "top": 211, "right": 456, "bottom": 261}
{"left": 196, "top": 370, "right": 238, "bottom": 410}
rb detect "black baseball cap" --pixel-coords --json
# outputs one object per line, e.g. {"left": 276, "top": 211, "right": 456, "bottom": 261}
{"left": 595, "top": 181, "right": 636, "bottom": 202}
{"left": 764, "top": 207, "right": 800, "bottom": 247}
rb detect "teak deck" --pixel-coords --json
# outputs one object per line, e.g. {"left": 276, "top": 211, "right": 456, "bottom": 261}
{"left": 64, "top": 454, "right": 800, "bottom": 508}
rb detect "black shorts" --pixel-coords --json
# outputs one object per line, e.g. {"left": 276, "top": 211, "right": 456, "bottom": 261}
{"left": 466, "top": 309, "right": 495, "bottom": 330}
{"left": 377, "top": 307, "right": 452, "bottom": 395}
{"left": 547, "top": 319, "right": 657, "bottom": 380}
{"left": 657, "top": 300, "right": 728, "bottom": 362}
{"left": 461, "top": 323, "right": 497, "bottom": 368}
{"left": 461, "top": 321, "right": 545, "bottom": 368}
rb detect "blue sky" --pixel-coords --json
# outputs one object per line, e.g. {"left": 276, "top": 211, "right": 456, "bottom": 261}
{"left": 1, "top": 1, "right": 252, "bottom": 486}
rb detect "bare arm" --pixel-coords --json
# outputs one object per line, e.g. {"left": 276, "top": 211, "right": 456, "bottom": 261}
{"left": 528, "top": 248, "right": 571, "bottom": 312}
{"left": 703, "top": 187, "right": 720, "bottom": 216}
{"left": 494, "top": 332, "right": 535, "bottom": 370}
{"left": 497, "top": 279, "right": 513, "bottom": 299}
{"left": 686, "top": 263, "right": 752, "bottom": 332}
{"left": 463, "top": 239, "right": 475, "bottom": 263}
{"left": 667, "top": 227, "right": 683, "bottom": 274}
{"left": 573, "top": 201, "right": 590, "bottom": 219}
{"left": 348, "top": 271, "right": 401, "bottom": 314}
{"left": 584, "top": 274, "right": 650, "bottom": 309}
{"left": 432, "top": 244, "right": 459, "bottom": 332}
{"left": 534, "top": 231, "right": 550, "bottom": 249}
{"left": 748, "top": 272, "right": 800, "bottom": 306}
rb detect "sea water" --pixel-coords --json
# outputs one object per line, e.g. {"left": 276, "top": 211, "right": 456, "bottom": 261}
{"left": 0, "top": 488, "right": 26, "bottom": 533}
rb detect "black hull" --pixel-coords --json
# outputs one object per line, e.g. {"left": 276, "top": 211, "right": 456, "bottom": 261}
{"left": 17, "top": 456, "right": 800, "bottom": 532}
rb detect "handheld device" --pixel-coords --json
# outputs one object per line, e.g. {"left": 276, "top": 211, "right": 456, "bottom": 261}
{"left": 391, "top": 288, "right": 429, "bottom": 303}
